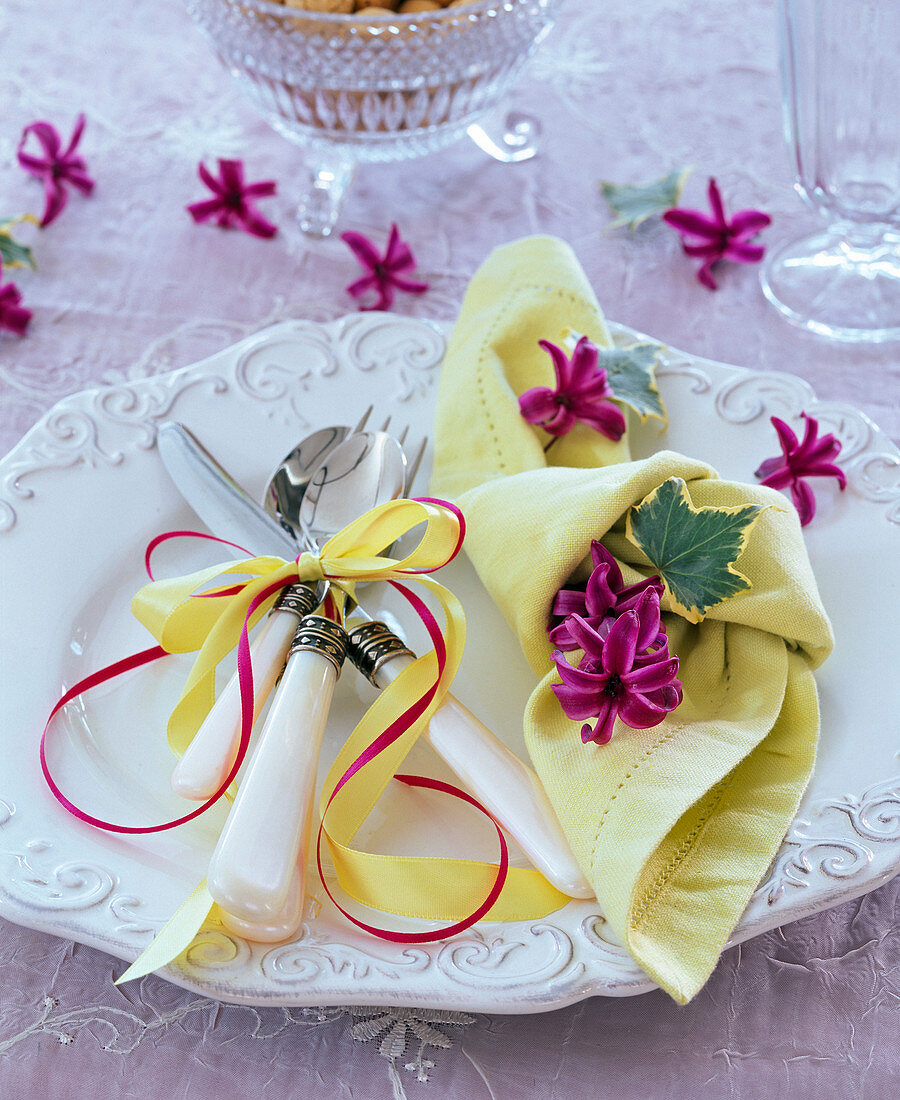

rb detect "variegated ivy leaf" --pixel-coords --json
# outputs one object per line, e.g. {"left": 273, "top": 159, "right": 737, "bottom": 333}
{"left": 599, "top": 169, "right": 692, "bottom": 230}
{"left": 625, "top": 476, "right": 764, "bottom": 623}
{"left": 0, "top": 215, "right": 38, "bottom": 270}
{"left": 564, "top": 329, "right": 667, "bottom": 426}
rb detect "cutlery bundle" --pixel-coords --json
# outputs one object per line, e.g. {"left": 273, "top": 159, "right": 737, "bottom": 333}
{"left": 158, "top": 415, "right": 591, "bottom": 942}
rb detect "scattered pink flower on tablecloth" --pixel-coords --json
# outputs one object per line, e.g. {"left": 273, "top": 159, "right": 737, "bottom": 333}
{"left": 17, "top": 113, "right": 95, "bottom": 227}
{"left": 755, "top": 412, "right": 846, "bottom": 526}
{"left": 519, "top": 336, "right": 626, "bottom": 442}
{"left": 662, "top": 177, "right": 770, "bottom": 290}
{"left": 549, "top": 540, "right": 664, "bottom": 651}
{"left": 341, "top": 223, "right": 429, "bottom": 311}
{"left": 0, "top": 260, "right": 32, "bottom": 337}
{"left": 552, "top": 589, "right": 682, "bottom": 745}
{"left": 187, "top": 159, "right": 278, "bottom": 238}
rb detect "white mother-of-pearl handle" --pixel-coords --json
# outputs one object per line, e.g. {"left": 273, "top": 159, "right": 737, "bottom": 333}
{"left": 171, "top": 609, "right": 299, "bottom": 800}
{"left": 218, "top": 866, "right": 305, "bottom": 943}
{"left": 171, "top": 584, "right": 319, "bottom": 801}
{"left": 206, "top": 627, "right": 342, "bottom": 924}
{"left": 374, "top": 654, "right": 594, "bottom": 900}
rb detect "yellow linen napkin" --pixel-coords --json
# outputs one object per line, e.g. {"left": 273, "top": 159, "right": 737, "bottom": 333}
{"left": 430, "top": 236, "right": 833, "bottom": 1003}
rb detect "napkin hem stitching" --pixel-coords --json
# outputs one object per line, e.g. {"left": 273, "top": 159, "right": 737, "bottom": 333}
{"left": 629, "top": 775, "right": 731, "bottom": 931}
{"left": 475, "top": 292, "right": 521, "bottom": 476}
{"left": 588, "top": 633, "right": 735, "bottom": 877}
{"left": 472, "top": 284, "right": 603, "bottom": 476}
{"left": 587, "top": 725, "right": 682, "bottom": 878}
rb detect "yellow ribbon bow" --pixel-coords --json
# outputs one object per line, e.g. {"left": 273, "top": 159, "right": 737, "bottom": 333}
{"left": 118, "top": 498, "right": 568, "bottom": 983}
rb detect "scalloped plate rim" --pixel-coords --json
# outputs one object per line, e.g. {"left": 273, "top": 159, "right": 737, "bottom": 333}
{"left": 0, "top": 313, "right": 898, "bottom": 1012}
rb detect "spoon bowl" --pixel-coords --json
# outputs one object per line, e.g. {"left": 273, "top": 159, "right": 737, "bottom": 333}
{"left": 264, "top": 422, "right": 357, "bottom": 537}
{"left": 297, "top": 430, "right": 407, "bottom": 547}
{"left": 265, "top": 428, "right": 407, "bottom": 546}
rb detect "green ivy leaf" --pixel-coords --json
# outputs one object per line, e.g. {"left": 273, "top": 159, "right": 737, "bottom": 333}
{"left": 564, "top": 329, "right": 667, "bottom": 426}
{"left": 625, "top": 477, "right": 764, "bottom": 623}
{"left": 601, "top": 343, "right": 667, "bottom": 426}
{"left": 0, "top": 215, "right": 38, "bottom": 270}
{"left": 599, "top": 169, "right": 692, "bottom": 230}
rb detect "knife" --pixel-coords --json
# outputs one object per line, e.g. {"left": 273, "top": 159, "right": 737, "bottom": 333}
{"left": 157, "top": 421, "right": 594, "bottom": 901}
{"left": 159, "top": 422, "right": 337, "bottom": 938}
{"left": 158, "top": 421, "right": 298, "bottom": 560}
{"left": 158, "top": 422, "right": 319, "bottom": 802}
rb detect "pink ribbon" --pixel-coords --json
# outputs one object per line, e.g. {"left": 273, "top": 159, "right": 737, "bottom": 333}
{"left": 315, "top": 577, "right": 508, "bottom": 942}
{"left": 40, "top": 500, "right": 507, "bottom": 942}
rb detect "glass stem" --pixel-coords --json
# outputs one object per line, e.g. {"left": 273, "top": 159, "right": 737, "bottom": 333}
{"left": 296, "top": 160, "right": 355, "bottom": 238}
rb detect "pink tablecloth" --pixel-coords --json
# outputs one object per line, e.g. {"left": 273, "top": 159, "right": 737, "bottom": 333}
{"left": 1, "top": 1, "right": 898, "bottom": 1096}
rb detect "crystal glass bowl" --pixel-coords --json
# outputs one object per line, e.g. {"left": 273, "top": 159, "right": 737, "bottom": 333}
{"left": 186, "top": 0, "right": 562, "bottom": 235}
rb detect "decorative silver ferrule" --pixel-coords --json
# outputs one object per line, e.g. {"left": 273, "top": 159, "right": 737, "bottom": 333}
{"left": 346, "top": 620, "right": 414, "bottom": 685}
{"left": 289, "top": 615, "right": 348, "bottom": 678}
{"left": 273, "top": 583, "right": 319, "bottom": 621}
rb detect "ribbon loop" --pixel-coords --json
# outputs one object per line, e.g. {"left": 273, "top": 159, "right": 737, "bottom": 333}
{"left": 130, "top": 499, "right": 462, "bottom": 755}
{"left": 44, "top": 496, "right": 567, "bottom": 983}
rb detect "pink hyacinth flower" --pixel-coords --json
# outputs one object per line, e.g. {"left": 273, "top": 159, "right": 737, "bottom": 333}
{"left": 341, "top": 223, "right": 429, "bottom": 311}
{"left": 519, "top": 336, "right": 627, "bottom": 441}
{"left": 663, "top": 177, "right": 770, "bottom": 290}
{"left": 17, "top": 113, "right": 95, "bottom": 227}
{"left": 187, "top": 159, "right": 278, "bottom": 239}
{"left": 552, "top": 590, "right": 683, "bottom": 745}
{"left": 0, "top": 260, "right": 32, "bottom": 337}
{"left": 549, "top": 540, "right": 664, "bottom": 650}
{"left": 755, "top": 412, "right": 846, "bottom": 526}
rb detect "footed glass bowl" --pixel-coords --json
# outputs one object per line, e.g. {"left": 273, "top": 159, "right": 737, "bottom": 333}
{"left": 187, "top": 0, "right": 562, "bottom": 235}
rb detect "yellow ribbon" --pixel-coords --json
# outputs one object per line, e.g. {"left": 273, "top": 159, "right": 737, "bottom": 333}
{"left": 118, "top": 498, "right": 568, "bottom": 983}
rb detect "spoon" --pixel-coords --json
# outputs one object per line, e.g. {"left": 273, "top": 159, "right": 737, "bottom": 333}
{"left": 206, "top": 432, "right": 407, "bottom": 926}
{"left": 171, "top": 408, "right": 373, "bottom": 802}
{"left": 270, "top": 447, "right": 594, "bottom": 900}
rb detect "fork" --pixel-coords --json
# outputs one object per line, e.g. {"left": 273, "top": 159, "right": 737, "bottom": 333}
{"left": 245, "top": 420, "right": 593, "bottom": 902}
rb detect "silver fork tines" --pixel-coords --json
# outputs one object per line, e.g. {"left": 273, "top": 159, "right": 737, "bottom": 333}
{"left": 353, "top": 405, "right": 373, "bottom": 434}
{"left": 372, "top": 412, "right": 426, "bottom": 495}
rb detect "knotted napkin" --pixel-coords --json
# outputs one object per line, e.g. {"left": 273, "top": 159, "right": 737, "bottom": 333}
{"left": 429, "top": 236, "right": 833, "bottom": 1003}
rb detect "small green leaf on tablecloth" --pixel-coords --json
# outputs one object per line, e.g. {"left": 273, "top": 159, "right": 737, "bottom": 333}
{"left": 600, "top": 169, "right": 692, "bottom": 230}
{"left": 626, "top": 476, "right": 764, "bottom": 623}
{"left": 0, "top": 215, "right": 38, "bottom": 270}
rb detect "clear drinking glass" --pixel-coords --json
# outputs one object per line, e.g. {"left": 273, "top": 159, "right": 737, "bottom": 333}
{"left": 186, "top": 0, "right": 562, "bottom": 237}
{"left": 760, "top": 0, "right": 900, "bottom": 342}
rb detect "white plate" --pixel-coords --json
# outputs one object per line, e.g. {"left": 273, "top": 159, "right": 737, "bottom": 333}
{"left": 1, "top": 314, "right": 898, "bottom": 1012}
